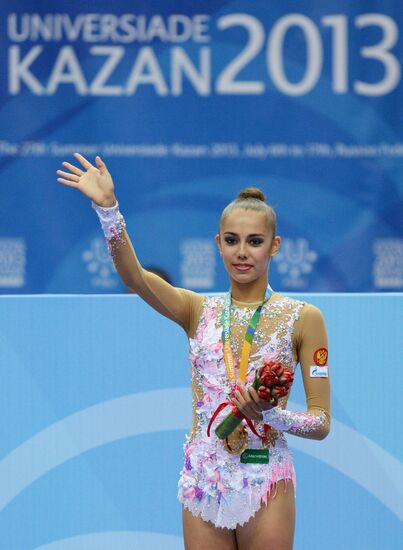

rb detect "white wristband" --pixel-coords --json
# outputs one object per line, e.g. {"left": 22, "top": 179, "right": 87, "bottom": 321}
{"left": 261, "top": 406, "right": 283, "bottom": 427}
{"left": 91, "top": 200, "right": 126, "bottom": 241}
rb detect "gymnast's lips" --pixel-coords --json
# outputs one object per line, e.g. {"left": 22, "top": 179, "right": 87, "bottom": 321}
{"left": 233, "top": 264, "right": 253, "bottom": 272}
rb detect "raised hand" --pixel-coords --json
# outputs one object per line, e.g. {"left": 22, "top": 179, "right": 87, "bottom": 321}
{"left": 56, "top": 153, "right": 116, "bottom": 207}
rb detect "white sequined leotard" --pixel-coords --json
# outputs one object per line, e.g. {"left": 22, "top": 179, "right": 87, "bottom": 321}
{"left": 93, "top": 207, "right": 330, "bottom": 530}
{"left": 178, "top": 293, "right": 318, "bottom": 529}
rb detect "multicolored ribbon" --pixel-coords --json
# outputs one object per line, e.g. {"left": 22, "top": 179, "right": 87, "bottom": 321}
{"left": 207, "top": 286, "right": 273, "bottom": 440}
{"left": 221, "top": 286, "right": 272, "bottom": 388}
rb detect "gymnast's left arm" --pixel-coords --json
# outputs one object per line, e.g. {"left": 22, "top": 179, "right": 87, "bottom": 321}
{"left": 261, "top": 304, "right": 331, "bottom": 440}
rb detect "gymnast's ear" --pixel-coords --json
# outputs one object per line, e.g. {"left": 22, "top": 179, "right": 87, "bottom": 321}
{"left": 270, "top": 236, "right": 281, "bottom": 256}
{"left": 215, "top": 233, "right": 222, "bottom": 256}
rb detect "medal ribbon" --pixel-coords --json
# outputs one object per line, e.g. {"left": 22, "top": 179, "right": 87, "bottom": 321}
{"left": 207, "top": 286, "right": 274, "bottom": 443}
{"left": 221, "top": 285, "right": 272, "bottom": 388}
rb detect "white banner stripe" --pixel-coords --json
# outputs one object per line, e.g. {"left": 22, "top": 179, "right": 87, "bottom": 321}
{"left": 0, "top": 388, "right": 401, "bottom": 522}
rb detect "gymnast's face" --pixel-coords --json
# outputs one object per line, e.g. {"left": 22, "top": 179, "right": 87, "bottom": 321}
{"left": 215, "top": 208, "right": 280, "bottom": 285}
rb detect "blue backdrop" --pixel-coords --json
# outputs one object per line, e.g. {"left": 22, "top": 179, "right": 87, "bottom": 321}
{"left": 1, "top": 1, "right": 402, "bottom": 294}
{"left": 0, "top": 293, "right": 402, "bottom": 549}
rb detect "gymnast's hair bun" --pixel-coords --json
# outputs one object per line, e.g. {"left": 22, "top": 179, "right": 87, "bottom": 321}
{"left": 237, "top": 187, "right": 266, "bottom": 202}
{"left": 221, "top": 186, "right": 276, "bottom": 233}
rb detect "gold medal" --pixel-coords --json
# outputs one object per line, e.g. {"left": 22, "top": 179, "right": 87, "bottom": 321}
{"left": 223, "top": 424, "right": 249, "bottom": 454}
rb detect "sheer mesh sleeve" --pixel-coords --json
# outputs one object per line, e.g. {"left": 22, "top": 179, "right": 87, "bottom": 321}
{"left": 262, "top": 304, "right": 331, "bottom": 440}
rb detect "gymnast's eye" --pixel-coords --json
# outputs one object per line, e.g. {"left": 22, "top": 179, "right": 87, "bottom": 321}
{"left": 250, "top": 238, "right": 264, "bottom": 246}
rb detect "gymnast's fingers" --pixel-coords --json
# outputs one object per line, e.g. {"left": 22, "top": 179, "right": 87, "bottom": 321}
{"left": 249, "top": 386, "right": 263, "bottom": 407}
{"left": 62, "top": 161, "right": 83, "bottom": 176}
{"left": 73, "top": 152, "right": 94, "bottom": 171}
{"left": 57, "top": 177, "right": 78, "bottom": 188}
{"left": 56, "top": 170, "right": 80, "bottom": 182}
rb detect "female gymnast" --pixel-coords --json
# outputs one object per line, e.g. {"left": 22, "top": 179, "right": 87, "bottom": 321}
{"left": 57, "top": 153, "right": 330, "bottom": 550}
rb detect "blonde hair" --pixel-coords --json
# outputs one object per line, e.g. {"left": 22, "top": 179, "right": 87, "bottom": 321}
{"left": 220, "top": 187, "right": 277, "bottom": 235}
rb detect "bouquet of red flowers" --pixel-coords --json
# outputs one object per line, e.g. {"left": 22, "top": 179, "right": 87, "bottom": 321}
{"left": 214, "top": 360, "right": 294, "bottom": 440}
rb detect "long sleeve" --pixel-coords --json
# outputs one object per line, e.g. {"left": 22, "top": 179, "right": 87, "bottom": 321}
{"left": 93, "top": 202, "right": 204, "bottom": 336}
{"left": 262, "top": 304, "right": 331, "bottom": 440}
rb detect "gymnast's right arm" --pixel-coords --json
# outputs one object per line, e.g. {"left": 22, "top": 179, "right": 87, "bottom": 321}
{"left": 56, "top": 153, "right": 203, "bottom": 335}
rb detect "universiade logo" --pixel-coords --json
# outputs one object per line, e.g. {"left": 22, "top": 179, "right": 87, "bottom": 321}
{"left": 0, "top": 238, "right": 26, "bottom": 288}
{"left": 273, "top": 238, "right": 318, "bottom": 289}
{"left": 180, "top": 238, "right": 215, "bottom": 289}
{"left": 373, "top": 238, "right": 403, "bottom": 289}
{"left": 82, "top": 237, "right": 119, "bottom": 289}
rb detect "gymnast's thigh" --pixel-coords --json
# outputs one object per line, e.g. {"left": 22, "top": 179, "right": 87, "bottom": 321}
{"left": 182, "top": 507, "right": 238, "bottom": 550}
{"left": 236, "top": 480, "right": 295, "bottom": 550}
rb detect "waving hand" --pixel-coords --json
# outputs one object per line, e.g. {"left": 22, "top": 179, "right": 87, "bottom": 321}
{"left": 56, "top": 153, "right": 116, "bottom": 207}
{"left": 56, "top": 152, "right": 203, "bottom": 336}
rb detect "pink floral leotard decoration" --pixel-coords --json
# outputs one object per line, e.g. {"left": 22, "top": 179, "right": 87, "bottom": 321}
{"left": 177, "top": 294, "right": 306, "bottom": 529}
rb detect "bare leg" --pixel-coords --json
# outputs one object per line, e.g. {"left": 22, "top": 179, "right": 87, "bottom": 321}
{"left": 236, "top": 480, "right": 295, "bottom": 550}
{"left": 182, "top": 507, "right": 238, "bottom": 550}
